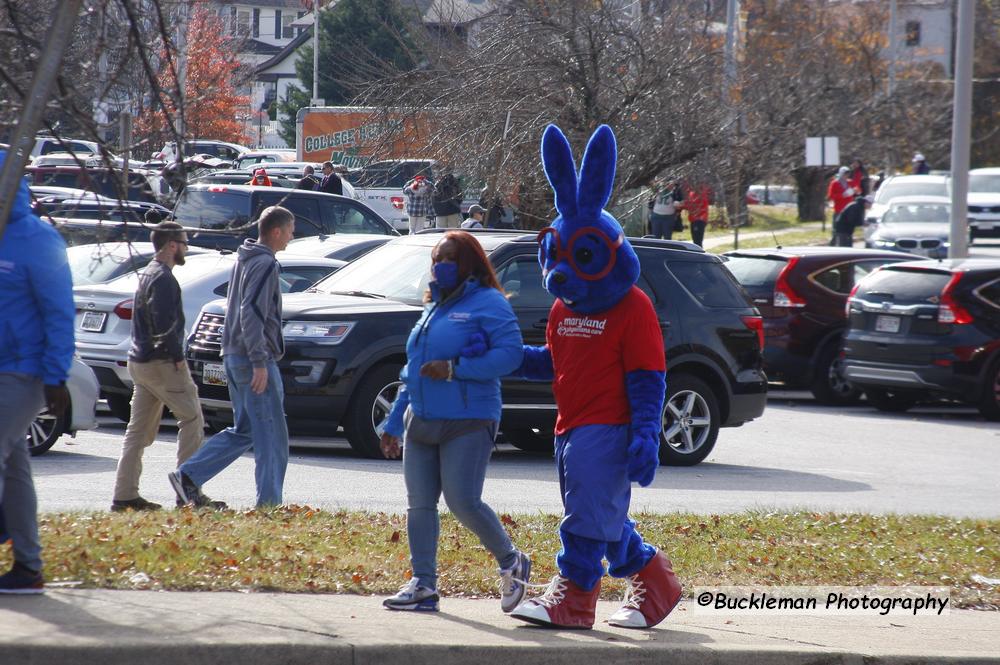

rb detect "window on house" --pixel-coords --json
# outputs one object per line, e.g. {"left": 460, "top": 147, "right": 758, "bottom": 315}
{"left": 282, "top": 12, "right": 295, "bottom": 38}
{"left": 905, "top": 20, "right": 921, "bottom": 47}
{"left": 232, "top": 8, "right": 251, "bottom": 37}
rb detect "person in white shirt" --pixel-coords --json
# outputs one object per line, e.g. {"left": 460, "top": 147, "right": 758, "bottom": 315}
{"left": 461, "top": 204, "right": 486, "bottom": 229}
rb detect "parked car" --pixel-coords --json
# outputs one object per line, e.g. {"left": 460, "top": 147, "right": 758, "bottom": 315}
{"left": 747, "top": 184, "right": 796, "bottom": 207}
{"left": 66, "top": 241, "right": 207, "bottom": 286}
{"left": 189, "top": 170, "right": 302, "bottom": 189}
{"left": 154, "top": 140, "right": 249, "bottom": 164}
{"left": 723, "top": 247, "right": 911, "bottom": 404}
{"left": 967, "top": 167, "right": 1000, "bottom": 241}
{"left": 26, "top": 357, "right": 100, "bottom": 456}
{"left": 234, "top": 150, "right": 297, "bottom": 170}
{"left": 187, "top": 231, "right": 768, "bottom": 465}
{"left": 171, "top": 183, "right": 397, "bottom": 251}
{"left": 865, "top": 174, "right": 950, "bottom": 238}
{"left": 41, "top": 198, "right": 173, "bottom": 246}
{"left": 31, "top": 151, "right": 145, "bottom": 170}
{"left": 29, "top": 186, "right": 115, "bottom": 215}
{"left": 285, "top": 233, "right": 393, "bottom": 262}
{"left": 30, "top": 136, "right": 100, "bottom": 160}
{"left": 843, "top": 259, "right": 1000, "bottom": 419}
{"left": 74, "top": 251, "right": 344, "bottom": 421}
{"left": 24, "top": 165, "right": 157, "bottom": 203}
{"left": 865, "top": 196, "right": 952, "bottom": 258}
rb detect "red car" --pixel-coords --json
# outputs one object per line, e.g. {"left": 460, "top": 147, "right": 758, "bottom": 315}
{"left": 724, "top": 247, "right": 911, "bottom": 404}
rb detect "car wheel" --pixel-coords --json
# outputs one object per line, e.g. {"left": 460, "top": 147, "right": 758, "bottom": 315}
{"left": 810, "top": 342, "right": 863, "bottom": 406}
{"left": 864, "top": 388, "right": 918, "bottom": 413}
{"left": 503, "top": 428, "right": 554, "bottom": 454}
{"left": 977, "top": 359, "right": 1000, "bottom": 421}
{"left": 105, "top": 394, "right": 132, "bottom": 422}
{"left": 659, "top": 373, "right": 720, "bottom": 466}
{"left": 343, "top": 363, "right": 403, "bottom": 459}
{"left": 26, "top": 402, "right": 68, "bottom": 456}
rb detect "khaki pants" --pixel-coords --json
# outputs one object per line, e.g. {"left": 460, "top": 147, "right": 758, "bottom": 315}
{"left": 436, "top": 213, "right": 462, "bottom": 229}
{"left": 113, "top": 359, "right": 204, "bottom": 501}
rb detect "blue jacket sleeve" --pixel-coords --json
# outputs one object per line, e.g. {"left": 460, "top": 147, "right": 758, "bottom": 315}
{"left": 30, "top": 235, "right": 75, "bottom": 385}
{"left": 512, "top": 345, "right": 554, "bottom": 381}
{"left": 382, "top": 366, "right": 410, "bottom": 438}
{"left": 452, "top": 294, "right": 523, "bottom": 381}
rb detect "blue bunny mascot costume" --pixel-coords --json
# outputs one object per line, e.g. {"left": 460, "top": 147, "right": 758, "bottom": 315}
{"left": 509, "top": 125, "right": 682, "bottom": 630}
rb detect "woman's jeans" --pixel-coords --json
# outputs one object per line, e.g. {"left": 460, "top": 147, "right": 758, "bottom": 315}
{"left": 649, "top": 213, "right": 675, "bottom": 239}
{"left": 179, "top": 354, "right": 288, "bottom": 507}
{"left": 403, "top": 427, "right": 518, "bottom": 589}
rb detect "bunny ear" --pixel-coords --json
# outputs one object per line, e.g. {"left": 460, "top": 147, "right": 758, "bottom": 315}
{"left": 577, "top": 124, "right": 616, "bottom": 216}
{"left": 541, "top": 124, "right": 578, "bottom": 219}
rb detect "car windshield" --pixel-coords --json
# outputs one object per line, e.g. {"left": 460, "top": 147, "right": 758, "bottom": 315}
{"left": 106, "top": 254, "right": 234, "bottom": 292}
{"left": 173, "top": 190, "right": 250, "bottom": 230}
{"left": 66, "top": 245, "right": 149, "bottom": 286}
{"left": 969, "top": 174, "right": 1000, "bottom": 193}
{"left": 309, "top": 242, "right": 435, "bottom": 305}
{"left": 882, "top": 203, "right": 950, "bottom": 224}
{"left": 722, "top": 255, "right": 787, "bottom": 287}
{"left": 874, "top": 179, "right": 948, "bottom": 203}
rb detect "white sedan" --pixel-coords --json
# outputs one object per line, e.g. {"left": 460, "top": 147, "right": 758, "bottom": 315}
{"left": 27, "top": 358, "right": 100, "bottom": 456}
{"left": 73, "top": 251, "right": 345, "bottom": 421}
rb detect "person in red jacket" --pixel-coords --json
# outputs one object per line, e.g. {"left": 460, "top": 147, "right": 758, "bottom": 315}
{"left": 679, "top": 181, "right": 712, "bottom": 247}
{"left": 247, "top": 168, "right": 273, "bottom": 186}
{"left": 826, "top": 166, "right": 856, "bottom": 244}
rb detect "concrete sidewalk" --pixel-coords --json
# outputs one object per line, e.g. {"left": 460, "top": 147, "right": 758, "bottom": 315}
{"left": 1, "top": 590, "right": 997, "bottom": 664}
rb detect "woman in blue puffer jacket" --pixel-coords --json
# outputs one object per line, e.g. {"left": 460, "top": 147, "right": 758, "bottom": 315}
{"left": 379, "top": 231, "right": 531, "bottom": 615}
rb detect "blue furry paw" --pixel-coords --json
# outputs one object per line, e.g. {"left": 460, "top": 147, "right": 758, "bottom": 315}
{"left": 627, "top": 435, "right": 660, "bottom": 487}
{"left": 459, "top": 331, "right": 488, "bottom": 358}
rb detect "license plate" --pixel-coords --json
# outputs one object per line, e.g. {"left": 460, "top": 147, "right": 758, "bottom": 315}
{"left": 80, "top": 311, "right": 107, "bottom": 332}
{"left": 875, "top": 315, "right": 900, "bottom": 333}
{"left": 202, "top": 363, "right": 228, "bottom": 386}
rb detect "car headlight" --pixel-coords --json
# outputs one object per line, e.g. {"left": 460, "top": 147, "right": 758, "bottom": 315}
{"left": 872, "top": 238, "right": 895, "bottom": 247}
{"left": 282, "top": 321, "right": 355, "bottom": 344}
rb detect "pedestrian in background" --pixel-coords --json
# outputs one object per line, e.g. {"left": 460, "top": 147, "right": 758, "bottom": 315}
{"left": 296, "top": 165, "right": 318, "bottom": 190}
{"left": 433, "top": 170, "right": 463, "bottom": 229}
{"left": 848, "top": 159, "right": 870, "bottom": 196}
{"left": 404, "top": 174, "right": 435, "bottom": 234}
{"left": 316, "top": 161, "right": 343, "bottom": 196}
{"left": 827, "top": 166, "right": 856, "bottom": 245}
{"left": 0, "top": 150, "right": 75, "bottom": 593}
{"left": 647, "top": 179, "right": 684, "bottom": 239}
{"left": 831, "top": 193, "right": 868, "bottom": 247}
{"left": 112, "top": 222, "right": 215, "bottom": 512}
{"left": 460, "top": 204, "right": 486, "bottom": 229}
{"left": 379, "top": 231, "right": 530, "bottom": 614}
{"left": 247, "top": 168, "right": 273, "bottom": 186}
{"left": 681, "top": 181, "right": 711, "bottom": 247}
{"left": 912, "top": 153, "right": 930, "bottom": 175}
{"left": 169, "top": 206, "right": 295, "bottom": 509}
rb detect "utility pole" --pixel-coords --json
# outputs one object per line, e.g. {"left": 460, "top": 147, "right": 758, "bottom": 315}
{"left": 0, "top": 2, "right": 83, "bottom": 241}
{"left": 948, "top": 0, "right": 975, "bottom": 259}
{"left": 723, "top": 0, "right": 741, "bottom": 248}
{"left": 311, "top": 0, "right": 323, "bottom": 106}
{"left": 886, "top": 0, "right": 897, "bottom": 173}
{"left": 175, "top": 3, "right": 189, "bottom": 145}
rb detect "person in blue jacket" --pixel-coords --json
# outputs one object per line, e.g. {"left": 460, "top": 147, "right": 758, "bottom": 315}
{"left": 0, "top": 149, "right": 76, "bottom": 594}
{"left": 379, "top": 231, "right": 530, "bottom": 614}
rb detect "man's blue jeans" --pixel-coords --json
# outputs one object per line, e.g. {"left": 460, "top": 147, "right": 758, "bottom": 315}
{"left": 403, "top": 427, "right": 518, "bottom": 590}
{"left": 0, "top": 374, "right": 44, "bottom": 571}
{"left": 179, "top": 355, "right": 288, "bottom": 507}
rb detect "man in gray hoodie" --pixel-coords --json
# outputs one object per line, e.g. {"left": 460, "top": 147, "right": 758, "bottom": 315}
{"left": 169, "top": 206, "right": 295, "bottom": 508}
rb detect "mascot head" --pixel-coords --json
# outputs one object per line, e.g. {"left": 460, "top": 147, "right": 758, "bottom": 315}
{"left": 537, "top": 124, "right": 639, "bottom": 314}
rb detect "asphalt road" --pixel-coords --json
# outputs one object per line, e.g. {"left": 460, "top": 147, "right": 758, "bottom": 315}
{"left": 32, "top": 392, "right": 1000, "bottom": 518}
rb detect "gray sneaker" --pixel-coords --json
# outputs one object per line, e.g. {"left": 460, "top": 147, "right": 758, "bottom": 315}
{"left": 168, "top": 471, "right": 227, "bottom": 510}
{"left": 383, "top": 578, "right": 439, "bottom": 611}
{"left": 499, "top": 551, "right": 531, "bottom": 613}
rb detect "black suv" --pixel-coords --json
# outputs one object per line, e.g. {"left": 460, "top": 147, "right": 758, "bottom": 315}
{"left": 843, "top": 259, "right": 1000, "bottom": 419}
{"left": 186, "top": 231, "right": 767, "bottom": 465}
{"left": 172, "top": 183, "right": 398, "bottom": 251}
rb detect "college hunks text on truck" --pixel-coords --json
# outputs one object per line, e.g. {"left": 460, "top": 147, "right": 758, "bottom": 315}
{"left": 295, "top": 106, "right": 433, "bottom": 167}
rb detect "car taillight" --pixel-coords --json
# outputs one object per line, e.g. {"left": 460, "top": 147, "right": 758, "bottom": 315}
{"left": 390, "top": 196, "right": 404, "bottom": 210}
{"left": 208, "top": 186, "right": 228, "bottom": 192}
{"left": 114, "top": 299, "right": 133, "bottom": 320}
{"left": 740, "top": 314, "right": 765, "bottom": 350}
{"left": 773, "top": 257, "right": 806, "bottom": 308}
{"left": 844, "top": 282, "right": 862, "bottom": 318}
{"left": 938, "top": 273, "right": 973, "bottom": 324}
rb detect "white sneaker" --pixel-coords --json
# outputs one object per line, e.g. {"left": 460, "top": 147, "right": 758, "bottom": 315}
{"left": 499, "top": 551, "right": 531, "bottom": 613}
{"left": 382, "top": 577, "right": 439, "bottom": 611}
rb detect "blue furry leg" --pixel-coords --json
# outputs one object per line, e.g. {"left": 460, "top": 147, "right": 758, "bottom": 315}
{"left": 605, "top": 518, "right": 656, "bottom": 578}
{"left": 557, "top": 528, "right": 606, "bottom": 591}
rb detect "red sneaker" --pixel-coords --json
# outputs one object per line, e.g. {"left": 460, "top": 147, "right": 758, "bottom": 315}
{"left": 510, "top": 575, "right": 601, "bottom": 629}
{"left": 607, "top": 551, "right": 682, "bottom": 628}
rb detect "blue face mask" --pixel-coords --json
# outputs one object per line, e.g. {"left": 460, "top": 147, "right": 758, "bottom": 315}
{"left": 432, "top": 261, "right": 459, "bottom": 290}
